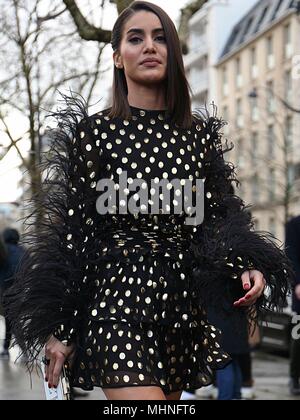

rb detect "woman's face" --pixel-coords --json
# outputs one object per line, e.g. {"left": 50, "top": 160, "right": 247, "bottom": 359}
{"left": 114, "top": 11, "right": 168, "bottom": 86}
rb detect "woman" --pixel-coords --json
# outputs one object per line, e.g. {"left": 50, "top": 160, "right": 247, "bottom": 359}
{"left": 5, "top": 1, "right": 292, "bottom": 401}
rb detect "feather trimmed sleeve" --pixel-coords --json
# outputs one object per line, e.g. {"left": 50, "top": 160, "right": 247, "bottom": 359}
{"left": 4, "top": 92, "right": 105, "bottom": 360}
{"left": 189, "top": 108, "right": 293, "bottom": 321}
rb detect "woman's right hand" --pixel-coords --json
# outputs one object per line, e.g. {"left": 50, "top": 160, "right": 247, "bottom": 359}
{"left": 44, "top": 335, "right": 75, "bottom": 388}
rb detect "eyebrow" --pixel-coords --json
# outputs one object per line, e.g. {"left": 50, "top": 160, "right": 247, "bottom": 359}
{"left": 126, "top": 28, "right": 164, "bottom": 36}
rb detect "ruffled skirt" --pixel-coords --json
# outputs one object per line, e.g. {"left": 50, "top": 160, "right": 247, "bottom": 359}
{"left": 70, "top": 251, "right": 231, "bottom": 394}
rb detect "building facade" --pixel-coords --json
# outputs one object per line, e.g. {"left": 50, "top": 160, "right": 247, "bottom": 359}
{"left": 184, "top": 0, "right": 258, "bottom": 108}
{"left": 216, "top": 0, "right": 300, "bottom": 241}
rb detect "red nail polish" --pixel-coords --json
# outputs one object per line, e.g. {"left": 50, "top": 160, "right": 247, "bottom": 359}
{"left": 246, "top": 295, "right": 251, "bottom": 300}
{"left": 45, "top": 377, "right": 48, "bottom": 382}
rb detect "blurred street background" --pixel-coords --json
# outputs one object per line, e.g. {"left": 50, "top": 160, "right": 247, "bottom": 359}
{"left": 1, "top": 0, "right": 300, "bottom": 400}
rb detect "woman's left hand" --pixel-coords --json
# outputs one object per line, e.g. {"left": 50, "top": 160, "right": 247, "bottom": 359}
{"left": 233, "top": 270, "right": 266, "bottom": 307}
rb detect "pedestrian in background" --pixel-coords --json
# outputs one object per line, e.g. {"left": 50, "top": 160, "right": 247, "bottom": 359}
{"left": 0, "top": 234, "right": 8, "bottom": 317}
{"left": 285, "top": 215, "right": 300, "bottom": 396}
{"left": 0, "top": 228, "right": 25, "bottom": 359}
{"left": 207, "top": 307, "right": 249, "bottom": 400}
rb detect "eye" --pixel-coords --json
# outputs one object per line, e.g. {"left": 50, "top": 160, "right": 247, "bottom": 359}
{"left": 156, "top": 36, "right": 166, "bottom": 43}
{"left": 129, "top": 37, "right": 142, "bottom": 44}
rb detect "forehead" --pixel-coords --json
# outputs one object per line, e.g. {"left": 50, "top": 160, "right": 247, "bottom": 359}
{"left": 123, "top": 11, "right": 163, "bottom": 33}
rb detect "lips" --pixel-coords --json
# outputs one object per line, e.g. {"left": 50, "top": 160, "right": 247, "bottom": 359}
{"left": 140, "top": 58, "right": 161, "bottom": 65}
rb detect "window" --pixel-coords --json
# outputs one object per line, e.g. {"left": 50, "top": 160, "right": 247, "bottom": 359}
{"left": 268, "top": 125, "right": 275, "bottom": 158}
{"left": 266, "top": 80, "right": 275, "bottom": 113}
{"left": 267, "top": 36, "right": 275, "bottom": 69}
{"left": 251, "top": 47, "right": 258, "bottom": 79}
{"left": 198, "top": 54, "right": 208, "bottom": 71}
{"left": 251, "top": 132, "right": 258, "bottom": 167}
{"left": 222, "top": 66, "right": 228, "bottom": 97}
{"left": 284, "top": 69, "right": 292, "bottom": 103}
{"left": 252, "top": 174, "right": 260, "bottom": 203}
{"left": 271, "top": 0, "right": 284, "bottom": 21}
{"left": 255, "top": 6, "right": 269, "bottom": 33}
{"left": 223, "top": 106, "right": 229, "bottom": 135}
{"left": 268, "top": 168, "right": 276, "bottom": 201}
{"left": 240, "top": 18, "right": 254, "bottom": 43}
{"left": 250, "top": 95, "right": 259, "bottom": 121}
{"left": 236, "top": 98, "right": 243, "bottom": 128}
{"left": 236, "top": 57, "right": 242, "bottom": 88}
{"left": 284, "top": 23, "right": 292, "bottom": 59}
{"left": 223, "top": 105, "right": 228, "bottom": 121}
{"left": 190, "top": 21, "right": 206, "bottom": 53}
{"left": 236, "top": 137, "right": 245, "bottom": 168}
{"left": 269, "top": 217, "right": 276, "bottom": 236}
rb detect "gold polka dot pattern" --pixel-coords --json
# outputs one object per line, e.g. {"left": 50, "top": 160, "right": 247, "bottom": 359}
{"left": 65, "top": 105, "right": 230, "bottom": 395}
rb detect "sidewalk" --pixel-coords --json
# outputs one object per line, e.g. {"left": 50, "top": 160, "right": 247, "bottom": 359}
{"left": 183, "top": 351, "right": 300, "bottom": 401}
{"left": 0, "top": 316, "right": 104, "bottom": 400}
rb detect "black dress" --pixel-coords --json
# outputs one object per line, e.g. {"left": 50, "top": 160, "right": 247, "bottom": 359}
{"left": 65, "top": 104, "right": 230, "bottom": 392}
{"left": 4, "top": 93, "right": 292, "bottom": 395}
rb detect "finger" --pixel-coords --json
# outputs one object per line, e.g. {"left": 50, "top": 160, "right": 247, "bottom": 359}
{"left": 52, "top": 354, "right": 65, "bottom": 387}
{"left": 233, "top": 297, "right": 247, "bottom": 307}
{"left": 236, "top": 279, "right": 266, "bottom": 307}
{"left": 238, "top": 297, "right": 258, "bottom": 307}
{"left": 243, "top": 279, "right": 265, "bottom": 301}
{"left": 44, "top": 349, "right": 51, "bottom": 382}
{"left": 234, "top": 295, "right": 258, "bottom": 307}
{"left": 44, "top": 361, "right": 49, "bottom": 382}
{"left": 237, "top": 287, "right": 264, "bottom": 306}
{"left": 241, "top": 271, "right": 251, "bottom": 291}
{"left": 48, "top": 355, "right": 56, "bottom": 388}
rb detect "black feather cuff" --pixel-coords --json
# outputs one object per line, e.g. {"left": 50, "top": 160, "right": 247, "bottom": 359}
{"left": 3, "top": 90, "right": 103, "bottom": 364}
{"left": 189, "top": 105, "right": 293, "bottom": 324}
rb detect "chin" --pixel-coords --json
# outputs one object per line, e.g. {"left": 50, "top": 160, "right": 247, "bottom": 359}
{"left": 137, "top": 73, "right": 166, "bottom": 85}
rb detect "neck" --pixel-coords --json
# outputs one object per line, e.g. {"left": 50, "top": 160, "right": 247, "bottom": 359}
{"left": 127, "top": 81, "right": 166, "bottom": 110}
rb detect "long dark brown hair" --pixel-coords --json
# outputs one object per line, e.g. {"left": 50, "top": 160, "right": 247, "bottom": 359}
{"left": 109, "top": 1, "right": 194, "bottom": 128}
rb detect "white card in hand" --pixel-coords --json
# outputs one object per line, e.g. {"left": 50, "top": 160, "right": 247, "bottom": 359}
{"left": 41, "top": 361, "right": 65, "bottom": 400}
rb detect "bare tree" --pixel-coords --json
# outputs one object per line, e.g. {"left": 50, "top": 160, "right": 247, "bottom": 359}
{"left": 60, "top": 0, "right": 132, "bottom": 41}
{"left": 61, "top": 0, "right": 208, "bottom": 54}
{"left": 0, "top": 0, "right": 109, "bottom": 220}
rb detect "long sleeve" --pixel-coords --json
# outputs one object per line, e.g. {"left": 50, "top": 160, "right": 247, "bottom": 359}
{"left": 4, "top": 92, "right": 104, "bottom": 361}
{"left": 51, "top": 116, "right": 102, "bottom": 345}
{"left": 189, "top": 108, "right": 293, "bottom": 322}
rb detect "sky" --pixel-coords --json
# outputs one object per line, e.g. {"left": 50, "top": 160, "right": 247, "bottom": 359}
{"left": 0, "top": 0, "right": 191, "bottom": 203}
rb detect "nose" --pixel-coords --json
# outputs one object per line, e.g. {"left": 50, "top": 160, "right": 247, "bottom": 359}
{"left": 143, "top": 36, "right": 157, "bottom": 53}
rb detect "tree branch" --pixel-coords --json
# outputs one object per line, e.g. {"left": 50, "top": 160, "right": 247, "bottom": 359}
{"left": 86, "top": 44, "right": 106, "bottom": 105}
{"left": 39, "top": 68, "right": 110, "bottom": 104}
{"left": 37, "top": 7, "right": 68, "bottom": 24}
{"left": 62, "top": 0, "right": 111, "bottom": 42}
{"left": 0, "top": 112, "right": 28, "bottom": 169}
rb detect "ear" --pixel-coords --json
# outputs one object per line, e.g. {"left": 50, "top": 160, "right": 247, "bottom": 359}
{"left": 113, "top": 51, "right": 123, "bottom": 69}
